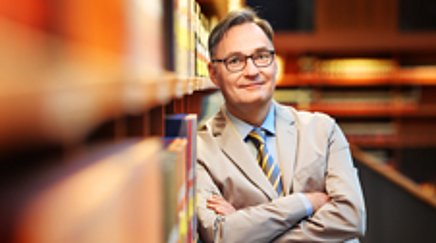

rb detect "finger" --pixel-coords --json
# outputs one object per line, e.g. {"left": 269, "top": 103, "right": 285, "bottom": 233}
{"left": 207, "top": 200, "right": 226, "bottom": 208}
{"left": 207, "top": 196, "right": 226, "bottom": 204}
{"left": 207, "top": 198, "right": 223, "bottom": 205}
{"left": 207, "top": 203, "right": 219, "bottom": 211}
{"left": 214, "top": 206, "right": 227, "bottom": 215}
{"left": 208, "top": 195, "right": 224, "bottom": 201}
{"left": 216, "top": 206, "right": 233, "bottom": 216}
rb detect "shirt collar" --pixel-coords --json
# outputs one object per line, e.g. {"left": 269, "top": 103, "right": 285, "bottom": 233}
{"left": 225, "top": 104, "right": 276, "bottom": 140}
{"left": 262, "top": 104, "right": 276, "bottom": 136}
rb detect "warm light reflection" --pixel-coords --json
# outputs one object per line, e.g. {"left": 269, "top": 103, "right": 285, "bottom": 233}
{"left": 319, "top": 58, "right": 396, "bottom": 78}
{"left": 275, "top": 55, "right": 285, "bottom": 84}
{"left": 228, "top": 0, "right": 244, "bottom": 11}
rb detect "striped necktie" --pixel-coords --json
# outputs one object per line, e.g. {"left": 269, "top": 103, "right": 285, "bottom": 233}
{"left": 247, "top": 129, "right": 284, "bottom": 196}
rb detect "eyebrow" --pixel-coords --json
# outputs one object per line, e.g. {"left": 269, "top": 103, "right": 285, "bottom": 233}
{"left": 222, "top": 47, "right": 272, "bottom": 59}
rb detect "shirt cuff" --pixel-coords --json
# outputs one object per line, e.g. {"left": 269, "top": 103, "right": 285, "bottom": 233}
{"left": 297, "top": 193, "right": 314, "bottom": 216}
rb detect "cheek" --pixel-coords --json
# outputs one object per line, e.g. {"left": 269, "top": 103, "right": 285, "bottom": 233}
{"left": 218, "top": 73, "right": 239, "bottom": 89}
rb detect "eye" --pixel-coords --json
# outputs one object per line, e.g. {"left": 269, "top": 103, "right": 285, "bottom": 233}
{"left": 254, "top": 51, "right": 271, "bottom": 60}
{"left": 226, "top": 55, "right": 244, "bottom": 66}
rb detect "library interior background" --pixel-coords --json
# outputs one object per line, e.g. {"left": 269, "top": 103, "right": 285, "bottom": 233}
{"left": 0, "top": 0, "right": 435, "bottom": 242}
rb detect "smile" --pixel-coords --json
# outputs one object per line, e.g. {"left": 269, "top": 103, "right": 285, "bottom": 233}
{"left": 239, "top": 81, "right": 265, "bottom": 89}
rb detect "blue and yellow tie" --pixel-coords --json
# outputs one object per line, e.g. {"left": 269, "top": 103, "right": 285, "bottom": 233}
{"left": 247, "top": 129, "right": 284, "bottom": 196}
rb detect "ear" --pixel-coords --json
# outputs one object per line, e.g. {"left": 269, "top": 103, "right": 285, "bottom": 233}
{"left": 208, "top": 62, "right": 220, "bottom": 87}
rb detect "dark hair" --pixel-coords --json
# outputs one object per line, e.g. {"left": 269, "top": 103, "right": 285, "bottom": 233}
{"left": 208, "top": 8, "right": 274, "bottom": 58}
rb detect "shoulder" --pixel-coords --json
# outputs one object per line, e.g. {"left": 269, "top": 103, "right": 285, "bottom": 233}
{"left": 198, "top": 108, "right": 225, "bottom": 136}
{"left": 274, "top": 102, "right": 349, "bottom": 148}
{"left": 197, "top": 110, "right": 224, "bottom": 151}
{"left": 274, "top": 102, "right": 336, "bottom": 128}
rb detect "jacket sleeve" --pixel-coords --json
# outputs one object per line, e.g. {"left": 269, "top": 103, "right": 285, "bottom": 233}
{"left": 274, "top": 123, "right": 366, "bottom": 242}
{"left": 196, "top": 160, "right": 310, "bottom": 243}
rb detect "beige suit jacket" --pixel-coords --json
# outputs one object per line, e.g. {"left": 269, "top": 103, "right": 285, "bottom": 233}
{"left": 196, "top": 102, "right": 366, "bottom": 242}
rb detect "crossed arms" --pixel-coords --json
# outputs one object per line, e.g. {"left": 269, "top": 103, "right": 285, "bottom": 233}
{"left": 196, "top": 123, "right": 366, "bottom": 242}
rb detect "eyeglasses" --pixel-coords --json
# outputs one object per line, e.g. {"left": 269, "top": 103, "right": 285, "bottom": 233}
{"left": 211, "top": 50, "right": 275, "bottom": 73}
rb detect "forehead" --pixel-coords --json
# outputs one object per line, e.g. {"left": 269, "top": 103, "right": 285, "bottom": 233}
{"left": 215, "top": 22, "right": 273, "bottom": 56}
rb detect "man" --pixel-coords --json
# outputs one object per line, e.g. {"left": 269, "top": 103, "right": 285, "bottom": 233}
{"left": 196, "top": 8, "right": 366, "bottom": 242}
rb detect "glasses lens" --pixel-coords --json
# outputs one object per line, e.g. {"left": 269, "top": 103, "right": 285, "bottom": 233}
{"left": 225, "top": 54, "right": 245, "bottom": 72}
{"left": 253, "top": 51, "right": 274, "bottom": 67}
{"left": 223, "top": 51, "right": 275, "bottom": 72}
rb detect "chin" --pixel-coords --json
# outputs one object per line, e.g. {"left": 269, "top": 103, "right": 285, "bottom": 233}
{"left": 240, "top": 96, "right": 270, "bottom": 106}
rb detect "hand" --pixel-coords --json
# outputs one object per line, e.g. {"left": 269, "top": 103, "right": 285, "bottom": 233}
{"left": 304, "top": 192, "right": 330, "bottom": 212}
{"left": 207, "top": 195, "right": 236, "bottom": 216}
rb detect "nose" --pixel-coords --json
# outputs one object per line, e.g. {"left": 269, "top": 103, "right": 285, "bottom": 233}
{"left": 243, "top": 57, "right": 260, "bottom": 76}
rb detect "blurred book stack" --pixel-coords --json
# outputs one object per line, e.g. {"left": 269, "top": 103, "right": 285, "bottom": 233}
{"left": 165, "top": 113, "right": 198, "bottom": 243}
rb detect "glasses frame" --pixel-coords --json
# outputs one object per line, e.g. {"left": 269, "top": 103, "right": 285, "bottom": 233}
{"left": 211, "top": 50, "right": 275, "bottom": 73}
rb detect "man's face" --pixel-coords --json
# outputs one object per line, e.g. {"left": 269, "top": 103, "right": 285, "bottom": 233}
{"left": 209, "top": 22, "right": 277, "bottom": 110}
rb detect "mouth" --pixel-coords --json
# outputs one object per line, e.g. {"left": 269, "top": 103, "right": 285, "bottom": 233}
{"left": 239, "top": 81, "right": 265, "bottom": 89}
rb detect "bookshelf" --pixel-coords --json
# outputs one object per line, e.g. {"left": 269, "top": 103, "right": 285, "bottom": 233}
{"left": 0, "top": 0, "right": 226, "bottom": 242}
{"left": 266, "top": 0, "right": 436, "bottom": 203}
{"left": 275, "top": 63, "right": 436, "bottom": 198}
{"left": 274, "top": 60, "right": 436, "bottom": 186}
{"left": 11, "top": 138, "right": 164, "bottom": 243}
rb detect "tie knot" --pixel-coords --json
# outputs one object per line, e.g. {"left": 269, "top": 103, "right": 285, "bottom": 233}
{"left": 247, "top": 129, "right": 265, "bottom": 146}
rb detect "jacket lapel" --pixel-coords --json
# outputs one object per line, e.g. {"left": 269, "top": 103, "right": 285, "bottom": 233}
{"left": 274, "top": 102, "right": 297, "bottom": 195}
{"left": 210, "top": 109, "right": 277, "bottom": 200}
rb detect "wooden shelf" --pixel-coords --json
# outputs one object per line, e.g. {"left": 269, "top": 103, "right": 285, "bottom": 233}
{"left": 277, "top": 70, "right": 436, "bottom": 87}
{"left": 274, "top": 32, "right": 436, "bottom": 54}
{"left": 396, "top": 66, "right": 436, "bottom": 85}
{"left": 277, "top": 73, "right": 393, "bottom": 87}
{"left": 296, "top": 103, "right": 436, "bottom": 118}
{"left": 6, "top": 138, "right": 164, "bottom": 243}
{"left": 0, "top": 18, "right": 216, "bottom": 149}
{"left": 348, "top": 134, "right": 436, "bottom": 148}
{"left": 348, "top": 136, "right": 400, "bottom": 148}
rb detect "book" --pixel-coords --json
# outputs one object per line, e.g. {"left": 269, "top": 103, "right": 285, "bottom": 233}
{"left": 162, "top": 138, "right": 188, "bottom": 243}
{"left": 125, "top": 0, "right": 164, "bottom": 76}
{"left": 317, "top": 58, "right": 396, "bottom": 79}
{"left": 174, "top": 0, "right": 191, "bottom": 76}
{"left": 61, "top": 0, "right": 125, "bottom": 54}
{"left": 338, "top": 121, "right": 396, "bottom": 136}
{"left": 173, "top": 0, "right": 210, "bottom": 78}
{"left": 273, "top": 88, "right": 312, "bottom": 106}
{"left": 12, "top": 138, "right": 163, "bottom": 243}
{"left": 165, "top": 114, "right": 198, "bottom": 243}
